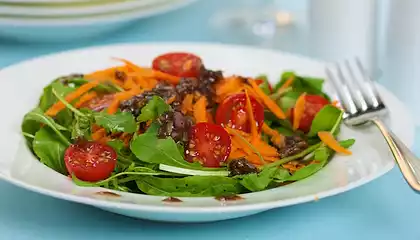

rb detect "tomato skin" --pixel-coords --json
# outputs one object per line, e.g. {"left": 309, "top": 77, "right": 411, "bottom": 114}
{"left": 64, "top": 141, "right": 117, "bottom": 182}
{"left": 215, "top": 93, "right": 264, "bottom": 133}
{"left": 186, "top": 122, "right": 231, "bottom": 168}
{"left": 292, "top": 94, "right": 329, "bottom": 132}
{"left": 152, "top": 52, "right": 202, "bottom": 78}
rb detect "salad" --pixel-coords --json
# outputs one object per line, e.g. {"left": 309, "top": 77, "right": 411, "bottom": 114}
{"left": 21, "top": 52, "right": 355, "bottom": 197}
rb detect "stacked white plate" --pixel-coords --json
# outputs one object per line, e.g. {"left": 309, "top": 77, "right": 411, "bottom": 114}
{"left": 0, "top": 0, "right": 197, "bottom": 41}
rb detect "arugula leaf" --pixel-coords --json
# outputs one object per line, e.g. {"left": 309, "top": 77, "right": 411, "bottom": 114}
{"left": 307, "top": 105, "right": 343, "bottom": 137}
{"left": 135, "top": 176, "right": 243, "bottom": 197}
{"left": 285, "top": 139, "right": 355, "bottom": 181}
{"left": 137, "top": 96, "right": 170, "bottom": 122}
{"left": 277, "top": 91, "right": 301, "bottom": 111}
{"left": 239, "top": 167, "right": 278, "bottom": 191}
{"left": 94, "top": 111, "right": 137, "bottom": 134}
{"left": 130, "top": 131, "right": 226, "bottom": 172}
{"left": 256, "top": 74, "right": 271, "bottom": 94}
{"left": 22, "top": 107, "right": 71, "bottom": 146}
{"left": 39, "top": 82, "right": 74, "bottom": 128}
{"left": 33, "top": 127, "right": 67, "bottom": 175}
{"left": 274, "top": 72, "right": 330, "bottom": 100}
{"left": 71, "top": 109, "right": 94, "bottom": 140}
{"left": 107, "top": 139, "right": 138, "bottom": 168}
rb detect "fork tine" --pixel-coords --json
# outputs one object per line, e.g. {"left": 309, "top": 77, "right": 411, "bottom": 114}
{"left": 334, "top": 63, "right": 361, "bottom": 115}
{"left": 325, "top": 67, "right": 352, "bottom": 114}
{"left": 343, "top": 60, "right": 369, "bottom": 111}
{"left": 355, "top": 58, "right": 384, "bottom": 108}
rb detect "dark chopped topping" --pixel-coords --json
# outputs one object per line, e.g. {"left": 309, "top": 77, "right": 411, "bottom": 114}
{"left": 196, "top": 67, "right": 223, "bottom": 103}
{"left": 176, "top": 78, "right": 198, "bottom": 97}
{"left": 157, "top": 111, "right": 193, "bottom": 144}
{"left": 119, "top": 83, "right": 179, "bottom": 116}
{"left": 114, "top": 70, "right": 127, "bottom": 82}
{"left": 228, "top": 158, "right": 259, "bottom": 176}
{"left": 278, "top": 136, "right": 308, "bottom": 159}
{"left": 57, "top": 73, "right": 84, "bottom": 84}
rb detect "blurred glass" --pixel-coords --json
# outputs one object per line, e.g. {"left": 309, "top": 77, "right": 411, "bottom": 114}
{"left": 209, "top": 0, "right": 308, "bottom": 52}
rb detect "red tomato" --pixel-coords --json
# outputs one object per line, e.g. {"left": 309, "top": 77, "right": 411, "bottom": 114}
{"left": 292, "top": 94, "right": 329, "bottom": 132}
{"left": 81, "top": 94, "right": 114, "bottom": 112}
{"left": 64, "top": 141, "right": 117, "bottom": 182}
{"left": 152, "top": 52, "right": 202, "bottom": 78}
{"left": 215, "top": 93, "right": 264, "bottom": 133}
{"left": 186, "top": 122, "right": 231, "bottom": 168}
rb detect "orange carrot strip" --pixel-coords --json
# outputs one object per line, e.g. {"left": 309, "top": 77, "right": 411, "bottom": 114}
{"left": 74, "top": 92, "right": 98, "bottom": 108}
{"left": 193, "top": 96, "right": 208, "bottom": 123}
{"left": 251, "top": 139, "right": 278, "bottom": 156}
{"left": 229, "top": 149, "right": 247, "bottom": 160}
{"left": 231, "top": 135, "right": 253, "bottom": 156}
{"left": 166, "top": 96, "right": 176, "bottom": 105}
{"left": 245, "top": 90, "right": 258, "bottom": 140}
{"left": 107, "top": 87, "right": 143, "bottom": 114}
{"left": 46, "top": 79, "right": 101, "bottom": 116}
{"left": 216, "top": 77, "right": 243, "bottom": 96}
{"left": 278, "top": 76, "right": 295, "bottom": 91}
{"left": 115, "top": 58, "right": 180, "bottom": 84}
{"left": 318, "top": 131, "right": 352, "bottom": 155}
{"left": 293, "top": 93, "right": 306, "bottom": 130}
{"left": 92, "top": 128, "right": 106, "bottom": 141}
{"left": 262, "top": 123, "right": 284, "bottom": 146}
{"left": 181, "top": 94, "right": 194, "bottom": 114}
{"left": 248, "top": 78, "right": 286, "bottom": 119}
{"left": 84, "top": 67, "right": 118, "bottom": 82}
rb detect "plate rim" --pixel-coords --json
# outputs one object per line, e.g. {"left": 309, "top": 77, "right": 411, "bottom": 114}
{"left": 0, "top": 42, "right": 412, "bottom": 214}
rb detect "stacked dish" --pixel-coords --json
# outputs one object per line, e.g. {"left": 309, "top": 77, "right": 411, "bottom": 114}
{"left": 0, "top": 0, "right": 196, "bottom": 42}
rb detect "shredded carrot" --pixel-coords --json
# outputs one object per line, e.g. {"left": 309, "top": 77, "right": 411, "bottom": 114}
{"left": 107, "top": 87, "right": 143, "bottom": 114}
{"left": 166, "top": 96, "right": 177, "bottom": 105}
{"left": 244, "top": 90, "right": 258, "bottom": 140}
{"left": 262, "top": 123, "right": 284, "bottom": 146}
{"left": 46, "top": 79, "right": 101, "bottom": 116}
{"left": 248, "top": 78, "right": 286, "bottom": 119}
{"left": 193, "top": 96, "right": 208, "bottom": 123}
{"left": 251, "top": 138, "right": 278, "bottom": 156}
{"left": 181, "top": 94, "right": 194, "bottom": 114}
{"left": 115, "top": 58, "right": 180, "bottom": 84}
{"left": 92, "top": 128, "right": 106, "bottom": 141}
{"left": 278, "top": 76, "right": 295, "bottom": 91}
{"left": 215, "top": 76, "right": 244, "bottom": 100}
{"left": 318, "top": 131, "right": 352, "bottom": 155}
{"left": 228, "top": 149, "right": 247, "bottom": 160}
{"left": 84, "top": 67, "right": 118, "bottom": 82}
{"left": 293, "top": 93, "right": 306, "bottom": 130}
{"left": 74, "top": 92, "right": 98, "bottom": 108}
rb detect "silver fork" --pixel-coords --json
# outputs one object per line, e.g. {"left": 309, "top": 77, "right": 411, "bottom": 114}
{"left": 326, "top": 59, "right": 420, "bottom": 192}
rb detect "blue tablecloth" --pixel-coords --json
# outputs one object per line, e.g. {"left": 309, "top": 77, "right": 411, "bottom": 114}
{"left": 1, "top": 1, "right": 419, "bottom": 239}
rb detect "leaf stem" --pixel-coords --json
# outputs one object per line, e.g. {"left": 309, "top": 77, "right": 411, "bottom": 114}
{"left": 52, "top": 88, "right": 86, "bottom": 117}
{"left": 266, "top": 143, "right": 322, "bottom": 168}
{"left": 22, "top": 132, "right": 35, "bottom": 139}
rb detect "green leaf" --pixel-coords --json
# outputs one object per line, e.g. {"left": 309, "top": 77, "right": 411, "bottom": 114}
{"left": 22, "top": 107, "right": 71, "bottom": 146}
{"left": 33, "top": 128, "right": 67, "bottom": 175}
{"left": 308, "top": 105, "right": 343, "bottom": 137}
{"left": 137, "top": 96, "right": 170, "bottom": 122}
{"left": 277, "top": 91, "right": 301, "bottom": 111}
{"left": 285, "top": 139, "right": 355, "bottom": 181}
{"left": 274, "top": 72, "right": 330, "bottom": 100}
{"left": 130, "top": 132, "right": 226, "bottom": 172}
{"left": 107, "top": 139, "right": 137, "bottom": 167}
{"left": 256, "top": 74, "right": 271, "bottom": 94}
{"left": 94, "top": 111, "right": 137, "bottom": 134}
{"left": 71, "top": 109, "right": 94, "bottom": 140}
{"left": 239, "top": 167, "right": 278, "bottom": 191}
{"left": 135, "top": 176, "right": 243, "bottom": 197}
{"left": 65, "top": 78, "right": 123, "bottom": 93}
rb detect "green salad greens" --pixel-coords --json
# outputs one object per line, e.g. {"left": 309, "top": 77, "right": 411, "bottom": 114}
{"left": 21, "top": 53, "right": 355, "bottom": 198}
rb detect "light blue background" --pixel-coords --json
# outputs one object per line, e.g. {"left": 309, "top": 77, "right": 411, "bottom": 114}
{"left": 1, "top": 1, "right": 419, "bottom": 239}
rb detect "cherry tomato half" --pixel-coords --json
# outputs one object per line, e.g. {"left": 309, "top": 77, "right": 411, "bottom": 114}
{"left": 64, "top": 141, "right": 117, "bottom": 182}
{"left": 291, "top": 94, "right": 329, "bottom": 132}
{"left": 215, "top": 93, "right": 264, "bottom": 133}
{"left": 186, "top": 122, "right": 231, "bottom": 168}
{"left": 152, "top": 52, "right": 202, "bottom": 78}
{"left": 81, "top": 94, "right": 114, "bottom": 112}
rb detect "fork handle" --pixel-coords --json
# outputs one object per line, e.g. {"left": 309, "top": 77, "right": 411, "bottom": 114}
{"left": 372, "top": 119, "right": 420, "bottom": 192}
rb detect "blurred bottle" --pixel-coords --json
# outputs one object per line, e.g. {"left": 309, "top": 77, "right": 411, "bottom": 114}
{"left": 308, "top": 0, "right": 377, "bottom": 73}
{"left": 381, "top": 0, "right": 420, "bottom": 125}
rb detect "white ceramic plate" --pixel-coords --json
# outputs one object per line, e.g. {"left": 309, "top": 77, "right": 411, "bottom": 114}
{"left": 0, "top": 0, "right": 173, "bottom": 16}
{"left": 0, "top": 43, "right": 414, "bottom": 222}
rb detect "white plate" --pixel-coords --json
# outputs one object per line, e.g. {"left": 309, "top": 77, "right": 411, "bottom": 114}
{"left": 0, "top": 43, "right": 414, "bottom": 222}
{"left": 0, "top": 0, "right": 174, "bottom": 16}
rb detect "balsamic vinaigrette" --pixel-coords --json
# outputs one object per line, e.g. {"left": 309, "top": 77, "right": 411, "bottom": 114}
{"left": 215, "top": 195, "right": 244, "bottom": 202}
{"left": 95, "top": 191, "right": 121, "bottom": 197}
{"left": 162, "top": 197, "right": 183, "bottom": 203}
